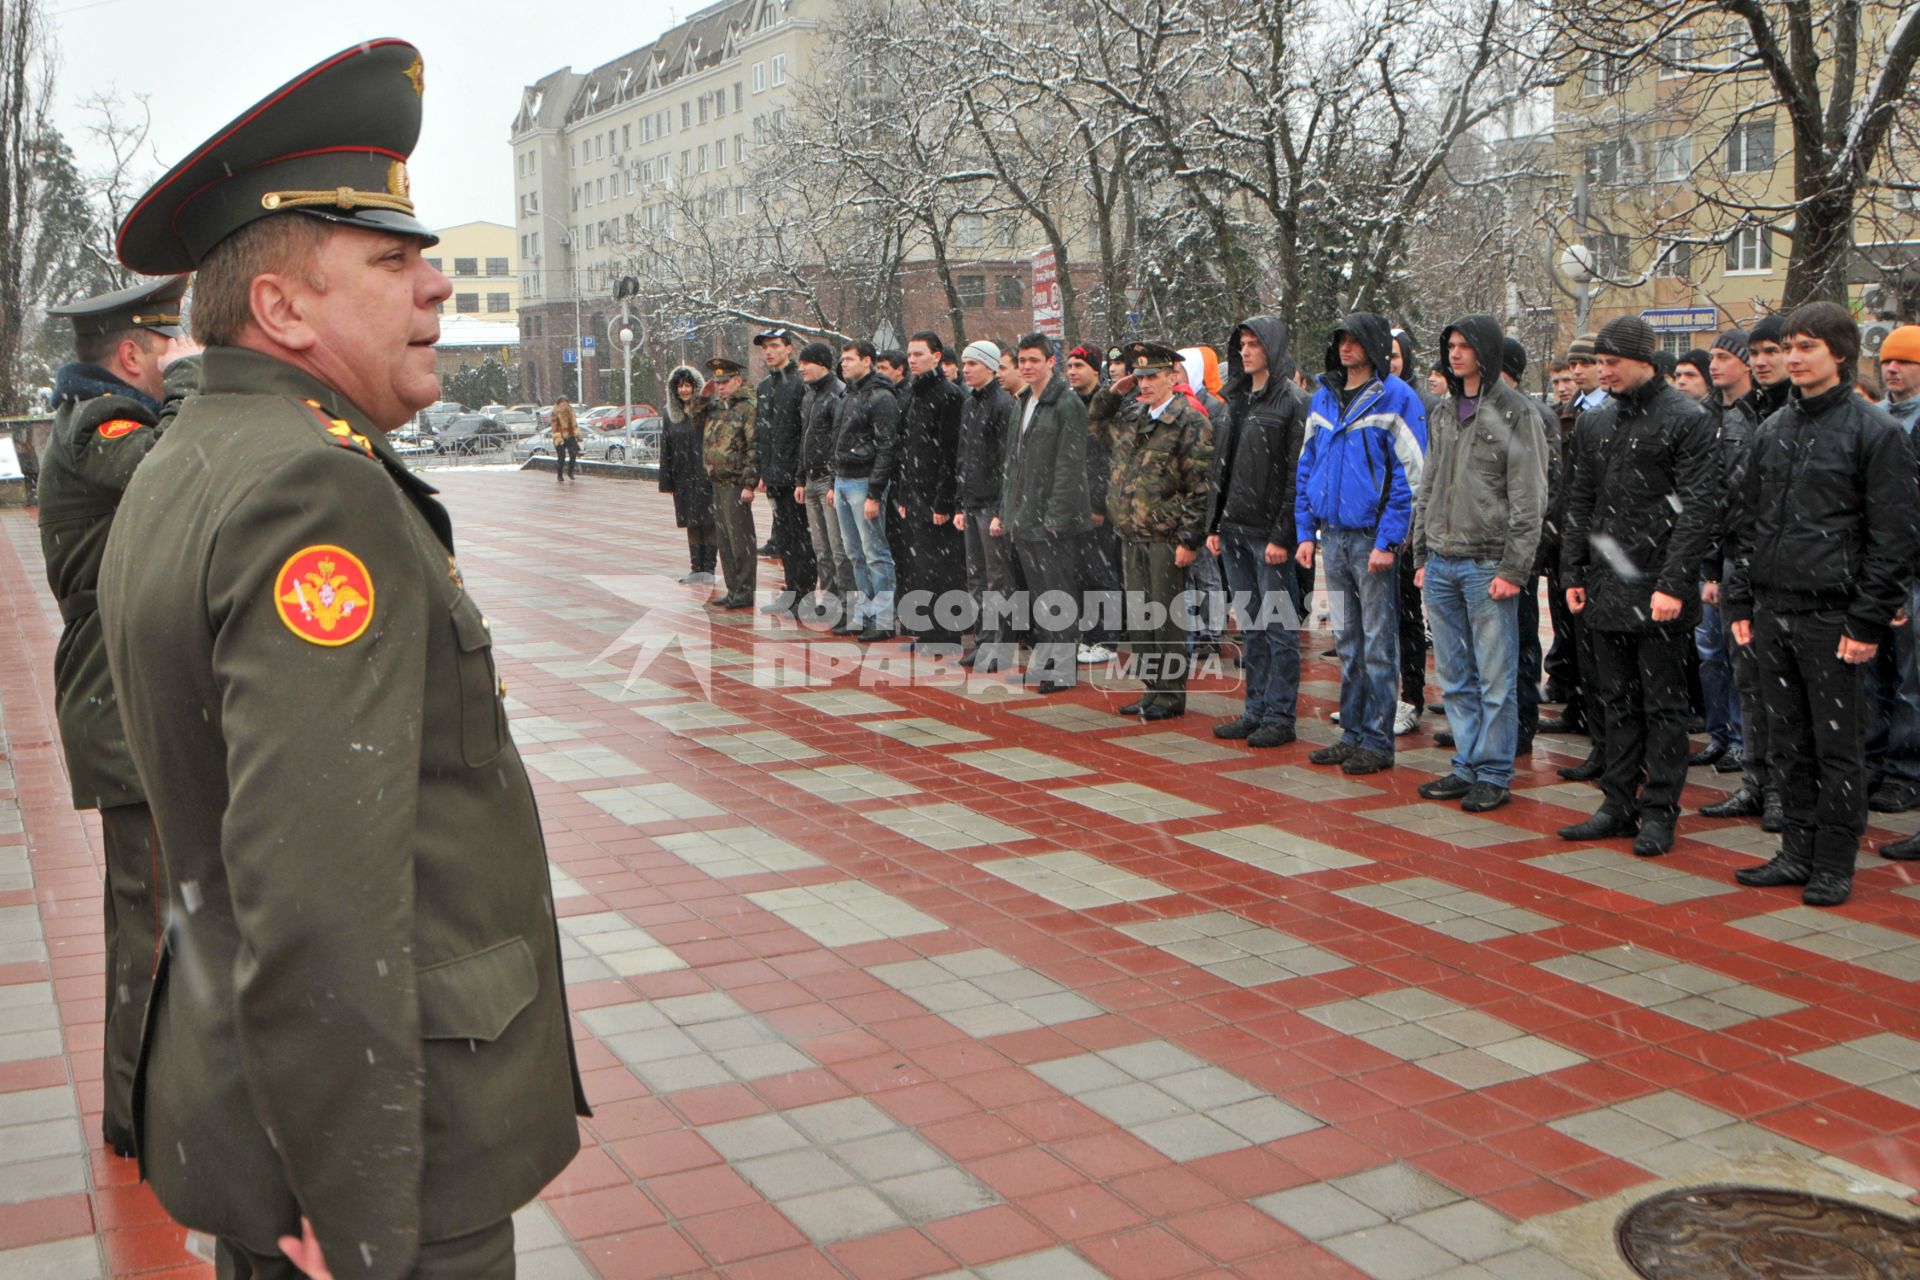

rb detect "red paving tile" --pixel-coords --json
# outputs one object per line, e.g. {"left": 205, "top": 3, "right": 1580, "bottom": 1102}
{"left": 8, "top": 477, "right": 1920, "bottom": 1277}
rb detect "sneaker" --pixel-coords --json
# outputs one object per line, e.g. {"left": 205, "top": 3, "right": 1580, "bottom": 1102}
{"left": 1248, "top": 723, "right": 1296, "bottom": 749}
{"left": 1868, "top": 781, "right": 1920, "bottom": 813}
{"left": 1213, "top": 715, "right": 1259, "bottom": 740}
{"left": 1330, "top": 711, "right": 1341, "bottom": 724}
{"left": 1394, "top": 702, "right": 1420, "bottom": 736}
{"left": 1340, "top": 748, "right": 1393, "bottom": 776}
{"left": 1078, "top": 643, "right": 1116, "bottom": 666}
{"left": 1308, "top": 742, "right": 1354, "bottom": 766}
{"left": 1461, "top": 782, "right": 1511, "bottom": 813}
{"left": 1418, "top": 774, "right": 1474, "bottom": 800}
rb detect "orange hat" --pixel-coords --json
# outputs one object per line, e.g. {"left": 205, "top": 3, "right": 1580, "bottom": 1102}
{"left": 1881, "top": 325, "right": 1920, "bottom": 364}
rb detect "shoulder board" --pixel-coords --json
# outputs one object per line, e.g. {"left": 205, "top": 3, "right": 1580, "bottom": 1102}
{"left": 298, "top": 399, "right": 376, "bottom": 460}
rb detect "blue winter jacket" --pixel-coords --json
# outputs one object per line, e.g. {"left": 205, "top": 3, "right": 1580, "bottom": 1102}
{"left": 1294, "top": 313, "right": 1429, "bottom": 550}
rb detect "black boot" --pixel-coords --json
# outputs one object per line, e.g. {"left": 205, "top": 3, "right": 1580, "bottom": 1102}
{"left": 1559, "top": 753, "right": 1604, "bottom": 782}
{"left": 1633, "top": 819, "right": 1675, "bottom": 858}
{"left": 1735, "top": 849, "right": 1812, "bottom": 888}
{"left": 1882, "top": 831, "right": 1920, "bottom": 861}
{"left": 1802, "top": 835, "right": 1858, "bottom": 907}
{"left": 1761, "top": 790, "right": 1785, "bottom": 833}
{"left": 1700, "top": 787, "right": 1762, "bottom": 819}
{"left": 1559, "top": 809, "right": 1639, "bottom": 841}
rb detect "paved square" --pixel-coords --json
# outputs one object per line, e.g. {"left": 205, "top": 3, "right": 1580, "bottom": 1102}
{"left": 771, "top": 763, "right": 921, "bottom": 802}
{"left": 1551, "top": 1091, "right": 1819, "bottom": 1177}
{"left": 1794, "top": 1034, "right": 1920, "bottom": 1109}
{"left": 582, "top": 992, "right": 816, "bottom": 1094}
{"left": 1230, "top": 763, "right": 1383, "bottom": 802}
{"left": 1180, "top": 823, "right": 1371, "bottom": 877}
{"left": 521, "top": 744, "right": 647, "bottom": 782}
{"left": 865, "top": 802, "right": 1033, "bottom": 851}
{"left": 1731, "top": 908, "right": 1920, "bottom": 981}
{"left": 1107, "top": 731, "right": 1245, "bottom": 765}
{"left": 655, "top": 826, "right": 825, "bottom": 878}
{"left": 1528, "top": 848, "right": 1737, "bottom": 904}
{"left": 558, "top": 911, "right": 687, "bottom": 981}
{"left": 685, "top": 728, "right": 823, "bottom": 764}
{"left": 951, "top": 747, "right": 1092, "bottom": 782}
{"left": 784, "top": 690, "right": 905, "bottom": 717}
{"left": 1359, "top": 803, "right": 1538, "bottom": 849}
{"left": 1306, "top": 987, "right": 1587, "bottom": 1087}
{"left": 1115, "top": 910, "right": 1352, "bottom": 986}
{"left": 637, "top": 701, "right": 749, "bottom": 731}
{"left": 747, "top": 881, "right": 945, "bottom": 946}
{"left": 1337, "top": 876, "right": 1557, "bottom": 942}
{"left": 1051, "top": 781, "right": 1219, "bottom": 823}
{"left": 979, "top": 851, "right": 1175, "bottom": 909}
{"left": 1536, "top": 946, "right": 1803, "bottom": 1029}
{"left": 868, "top": 947, "right": 1103, "bottom": 1037}
{"left": 580, "top": 783, "right": 725, "bottom": 826}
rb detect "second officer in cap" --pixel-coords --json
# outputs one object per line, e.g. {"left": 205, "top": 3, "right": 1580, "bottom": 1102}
{"left": 100, "top": 40, "right": 586, "bottom": 1278}
{"left": 1088, "top": 342, "right": 1216, "bottom": 718}
{"left": 689, "top": 354, "right": 760, "bottom": 607}
{"left": 36, "top": 272, "right": 196, "bottom": 1159}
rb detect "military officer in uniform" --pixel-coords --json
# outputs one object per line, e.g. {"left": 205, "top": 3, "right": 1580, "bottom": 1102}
{"left": 36, "top": 273, "right": 194, "bottom": 1158}
{"left": 1088, "top": 342, "right": 1216, "bottom": 719}
{"left": 99, "top": 41, "right": 586, "bottom": 1279}
{"left": 688, "top": 355, "right": 759, "bottom": 609}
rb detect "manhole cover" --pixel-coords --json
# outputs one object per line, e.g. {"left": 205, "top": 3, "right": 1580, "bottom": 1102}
{"left": 1618, "top": 1185, "right": 1920, "bottom": 1278}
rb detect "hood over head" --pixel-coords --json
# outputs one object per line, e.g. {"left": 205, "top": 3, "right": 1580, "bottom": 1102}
{"left": 664, "top": 364, "right": 703, "bottom": 423}
{"left": 1436, "top": 314, "right": 1506, "bottom": 398}
{"left": 1324, "top": 312, "right": 1395, "bottom": 384}
{"left": 1226, "top": 316, "right": 1292, "bottom": 392}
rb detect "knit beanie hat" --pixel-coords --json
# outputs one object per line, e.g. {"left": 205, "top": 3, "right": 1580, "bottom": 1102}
{"left": 1595, "top": 316, "right": 1657, "bottom": 365}
{"left": 1677, "top": 348, "right": 1713, "bottom": 383}
{"left": 1879, "top": 325, "right": 1920, "bottom": 364}
{"left": 1748, "top": 313, "right": 1786, "bottom": 347}
{"left": 1712, "top": 329, "right": 1750, "bottom": 362}
{"left": 796, "top": 341, "right": 835, "bottom": 368}
{"left": 961, "top": 339, "right": 1001, "bottom": 371}
{"left": 1501, "top": 336, "right": 1527, "bottom": 382}
{"left": 1567, "top": 333, "right": 1597, "bottom": 361}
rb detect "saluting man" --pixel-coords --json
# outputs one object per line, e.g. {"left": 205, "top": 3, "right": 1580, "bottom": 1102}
{"left": 688, "top": 354, "right": 760, "bottom": 609}
{"left": 36, "top": 273, "right": 194, "bottom": 1159}
{"left": 1088, "top": 341, "right": 1216, "bottom": 720}
{"left": 98, "top": 41, "right": 587, "bottom": 1279}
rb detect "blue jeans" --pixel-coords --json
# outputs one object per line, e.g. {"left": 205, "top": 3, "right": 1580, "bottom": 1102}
{"left": 1322, "top": 529, "right": 1399, "bottom": 756}
{"left": 1185, "top": 545, "right": 1225, "bottom": 647}
{"left": 1424, "top": 555, "right": 1519, "bottom": 785}
{"left": 1221, "top": 531, "right": 1302, "bottom": 727}
{"left": 1696, "top": 593, "right": 1742, "bottom": 752}
{"left": 1867, "top": 584, "right": 1920, "bottom": 788}
{"left": 833, "top": 477, "right": 895, "bottom": 629}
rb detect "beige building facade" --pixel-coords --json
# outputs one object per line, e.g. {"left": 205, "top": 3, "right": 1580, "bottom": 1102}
{"left": 427, "top": 221, "right": 522, "bottom": 327}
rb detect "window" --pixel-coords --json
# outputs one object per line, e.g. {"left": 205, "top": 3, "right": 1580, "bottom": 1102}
{"left": 1726, "top": 118, "right": 1775, "bottom": 173}
{"left": 570, "top": 144, "right": 577, "bottom": 165}
{"left": 455, "top": 293, "right": 479, "bottom": 314}
{"left": 1583, "top": 140, "right": 1632, "bottom": 187}
{"left": 771, "top": 54, "right": 787, "bottom": 86}
{"left": 734, "top": 82, "right": 743, "bottom": 111}
{"left": 487, "top": 292, "right": 511, "bottom": 313}
{"left": 1725, "top": 225, "right": 1773, "bottom": 273}
{"left": 594, "top": 136, "right": 602, "bottom": 159}
{"left": 1654, "top": 239, "right": 1692, "bottom": 279}
{"left": 454, "top": 257, "right": 478, "bottom": 276}
{"left": 681, "top": 102, "right": 690, "bottom": 129}
{"left": 623, "top": 124, "right": 630, "bottom": 149}
{"left": 772, "top": 108, "right": 785, "bottom": 131}
{"left": 736, "top": 187, "right": 747, "bottom": 215}
{"left": 530, "top": 232, "right": 539, "bottom": 259}
{"left": 698, "top": 144, "right": 708, "bottom": 173}
{"left": 1654, "top": 135, "right": 1692, "bottom": 183}
{"left": 714, "top": 89, "right": 726, "bottom": 118}
{"left": 995, "top": 275, "right": 1023, "bottom": 309}
{"left": 520, "top": 235, "right": 528, "bottom": 258}
{"left": 753, "top": 62, "right": 766, "bottom": 92}
{"left": 754, "top": 115, "right": 766, "bottom": 144}
{"left": 1583, "top": 55, "right": 1627, "bottom": 96}
{"left": 1590, "top": 233, "right": 1630, "bottom": 280}
{"left": 735, "top": 132, "right": 745, "bottom": 160}
{"left": 954, "top": 213, "right": 985, "bottom": 248}
{"left": 585, "top": 225, "right": 594, "bottom": 248}
{"left": 698, "top": 96, "right": 708, "bottom": 124}
{"left": 642, "top": 115, "right": 653, "bottom": 143}
{"left": 956, "top": 274, "right": 986, "bottom": 307}
{"left": 425, "top": 256, "right": 443, "bottom": 272}
{"left": 681, "top": 149, "right": 690, "bottom": 176}
{"left": 486, "top": 257, "right": 509, "bottom": 277}
{"left": 642, "top": 160, "right": 653, "bottom": 184}
{"left": 1659, "top": 29, "right": 1694, "bottom": 77}
{"left": 1657, "top": 331, "right": 1695, "bottom": 359}
{"left": 597, "top": 178, "right": 605, "bottom": 201}
{"left": 717, "top": 138, "right": 727, "bottom": 168}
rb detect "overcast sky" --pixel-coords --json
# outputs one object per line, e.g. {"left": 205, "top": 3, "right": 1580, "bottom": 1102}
{"left": 46, "top": 0, "right": 693, "bottom": 230}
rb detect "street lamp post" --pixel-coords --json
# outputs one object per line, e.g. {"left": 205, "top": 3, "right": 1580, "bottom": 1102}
{"left": 534, "top": 211, "right": 585, "bottom": 403}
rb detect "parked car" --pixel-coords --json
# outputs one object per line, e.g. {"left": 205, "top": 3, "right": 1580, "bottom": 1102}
{"left": 494, "top": 407, "right": 539, "bottom": 436}
{"left": 435, "top": 414, "right": 516, "bottom": 455}
{"left": 414, "top": 400, "right": 467, "bottom": 434}
{"left": 515, "top": 420, "right": 653, "bottom": 464}
{"left": 587, "top": 403, "right": 659, "bottom": 430}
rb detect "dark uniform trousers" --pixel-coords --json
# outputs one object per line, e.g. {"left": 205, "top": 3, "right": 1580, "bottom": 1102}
{"left": 1123, "top": 541, "right": 1189, "bottom": 711}
{"left": 712, "top": 484, "right": 758, "bottom": 598}
{"left": 894, "top": 501, "right": 966, "bottom": 646}
{"left": 962, "top": 512, "right": 1018, "bottom": 664}
{"left": 1754, "top": 608, "right": 1867, "bottom": 869}
{"left": 1398, "top": 553, "right": 1427, "bottom": 708}
{"left": 1545, "top": 565, "right": 1580, "bottom": 701}
{"left": 1515, "top": 579, "right": 1542, "bottom": 746}
{"left": 1015, "top": 535, "right": 1078, "bottom": 686}
{"left": 1728, "top": 611, "right": 1774, "bottom": 797}
{"left": 769, "top": 488, "right": 817, "bottom": 600}
{"left": 216, "top": 1217, "right": 513, "bottom": 1280}
{"left": 99, "top": 801, "right": 158, "bottom": 1149}
{"left": 1076, "top": 523, "right": 1125, "bottom": 647}
{"left": 1591, "top": 627, "right": 1692, "bottom": 824}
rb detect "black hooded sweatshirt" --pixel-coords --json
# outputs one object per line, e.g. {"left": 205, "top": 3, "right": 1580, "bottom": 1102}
{"left": 1211, "top": 316, "right": 1308, "bottom": 547}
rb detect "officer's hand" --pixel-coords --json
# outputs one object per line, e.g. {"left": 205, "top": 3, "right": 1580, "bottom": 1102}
{"left": 933, "top": 512, "right": 950, "bottom": 526}
{"left": 1206, "top": 534, "right": 1221, "bottom": 556}
{"left": 864, "top": 498, "right": 880, "bottom": 520}
{"left": 701, "top": 379, "right": 717, "bottom": 396}
{"left": 989, "top": 516, "right": 1003, "bottom": 537}
{"left": 757, "top": 480, "right": 767, "bottom": 493}
{"left": 953, "top": 512, "right": 967, "bottom": 531}
{"left": 1114, "top": 374, "right": 1138, "bottom": 397}
{"left": 1366, "top": 548, "right": 1395, "bottom": 574}
{"left": 1264, "top": 542, "right": 1289, "bottom": 565}
{"left": 897, "top": 504, "right": 907, "bottom": 519}
{"left": 1702, "top": 580, "right": 1721, "bottom": 606}
{"left": 793, "top": 486, "right": 805, "bottom": 504}
{"left": 1567, "top": 587, "right": 1586, "bottom": 614}
{"left": 1414, "top": 567, "right": 1426, "bottom": 590}
{"left": 740, "top": 487, "right": 755, "bottom": 504}
{"left": 1091, "top": 512, "right": 1105, "bottom": 526}
{"left": 1731, "top": 618, "right": 1753, "bottom": 646}
{"left": 1490, "top": 576, "right": 1522, "bottom": 601}
{"left": 1174, "top": 545, "right": 1197, "bottom": 568}
{"left": 1296, "top": 541, "right": 1315, "bottom": 569}
{"left": 278, "top": 1219, "right": 332, "bottom": 1279}
{"left": 1838, "top": 635, "right": 1879, "bottom": 665}
{"left": 1649, "top": 590, "right": 1682, "bottom": 622}
{"left": 163, "top": 336, "right": 203, "bottom": 366}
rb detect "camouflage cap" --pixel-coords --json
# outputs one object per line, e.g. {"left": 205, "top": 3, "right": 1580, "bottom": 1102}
{"left": 117, "top": 39, "right": 436, "bottom": 275}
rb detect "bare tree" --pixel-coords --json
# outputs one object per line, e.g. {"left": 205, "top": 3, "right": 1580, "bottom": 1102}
{"left": 1, "top": 0, "right": 53, "bottom": 413}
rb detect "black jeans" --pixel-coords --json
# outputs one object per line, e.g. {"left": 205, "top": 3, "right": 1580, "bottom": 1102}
{"left": 1516, "top": 577, "right": 1542, "bottom": 746}
{"left": 1017, "top": 535, "right": 1080, "bottom": 686}
{"left": 1545, "top": 562, "right": 1579, "bottom": 699}
{"left": 554, "top": 436, "right": 579, "bottom": 479}
{"left": 1590, "top": 627, "right": 1692, "bottom": 825}
{"left": 769, "top": 487, "right": 817, "bottom": 601}
{"left": 1754, "top": 608, "right": 1867, "bottom": 869}
{"left": 1398, "top": 550, "right": 1427, "bottom": 707}
{"left": 1077, "top": 523, "right": 1126, "bottom": 646}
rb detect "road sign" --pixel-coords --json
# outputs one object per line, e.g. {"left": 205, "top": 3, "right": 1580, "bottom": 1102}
{"left": 582, "top": 335, "right": 597, "bottom": 352}
{"left": 562, "top": 348, "right": 576, "bottom": 365}
{"left": 1640, "top": 308, "right": 1719, "bottom": 332}
{"left": 1031, "top": 248, "right": 1063, "bottom": 341}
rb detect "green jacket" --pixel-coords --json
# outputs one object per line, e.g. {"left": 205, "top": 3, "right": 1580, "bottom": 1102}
{"left": 98, "top": 347, "right": 586, "bottom": 1277}
{"left": 1089, "top": 388, "right": 1216, "bottom": 547}
{"left": 1002, "top": 373, "right": 1092, "bottom": 541}
{"left": 689, "top": 385, "right": 759, "bottom": 487}
{"left": 36, "top": 359, "right": 200, "bottom": 810}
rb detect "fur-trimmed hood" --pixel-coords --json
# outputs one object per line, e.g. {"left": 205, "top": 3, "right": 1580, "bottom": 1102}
{"left": 664, "top": 364, "right": 703, "bottom": 424}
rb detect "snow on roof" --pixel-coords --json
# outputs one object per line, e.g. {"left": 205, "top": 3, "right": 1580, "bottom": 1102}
{"left": 436, "top": 315, "right": 520, "bottom": 348}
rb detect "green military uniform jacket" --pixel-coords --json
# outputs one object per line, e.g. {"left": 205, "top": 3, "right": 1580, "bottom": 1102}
{"left": 37, "top": 378, "right": 168, "bottom": 810}
{"left": 1089, "top": 388, "right": 1216, "bottom": 548}
{"left": 98, "top": 347, "right": 587, "bottom": 1278}
{"left": 688, "top": 386, "right": 759, "bottom": 488}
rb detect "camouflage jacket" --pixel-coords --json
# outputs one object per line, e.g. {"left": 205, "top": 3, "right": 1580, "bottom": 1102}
{"left": 1089, "top": 388, "right": 1215, "bottom": 547}
{"left": 688, "top": 386, "right": 759, "bottom": 487}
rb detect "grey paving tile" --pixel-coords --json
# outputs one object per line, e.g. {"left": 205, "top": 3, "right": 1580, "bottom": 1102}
{"left": 1051, "top": 781, "right": 1218, "bottom": 823}
{"left": 867, "top": 802, "right": 1033, "bottom": 850}
{"left": 1255, "top": 1183, "right": 1387, "bottom": 1240}
{"left": 747, "top": 881, "right": 944, "bottom": 945}
{"left": 1179, "top": 824, "right": 1371, "bottom": 876}
{"left": 656, "top": 826, "right": 825, "bottom": 877}
{"left": 1402, "top": 1201, "right": 1517, "bottom": 1263}
{"left": 876, "top": 1166, "right": 998, "bottom": 1222}
{"left": 1334, "top": 1163, "right": 1463, "bottom": 1219}
{"left": 979, "top": 851, "right": 1173, "bottom": 909}
{"left": 579, "top": 782, "right": 724, "bottom": 825}
{"left": 778, "top": 1185, "right": 907, "bottom": 1244}
{"left": 1323, "top": 1224, "right": 1464, "bottom": 1280}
